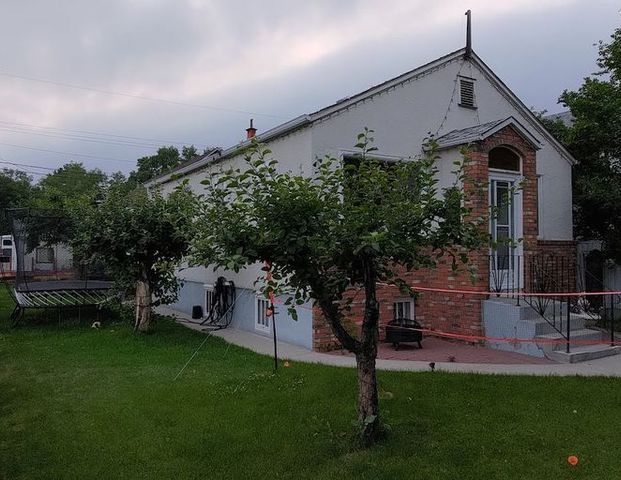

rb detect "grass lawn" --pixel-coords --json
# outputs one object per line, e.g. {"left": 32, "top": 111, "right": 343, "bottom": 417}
{"left": 1, "top": 288, "right": 620, "bottom": 479}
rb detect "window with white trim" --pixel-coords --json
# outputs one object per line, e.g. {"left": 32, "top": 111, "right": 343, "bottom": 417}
{"left": 393, "top": 299, "right": 414, "bottom": 320}
{"left": 204, "top": 286, "right": 215, "bottom": 317}
{"left": 255, "top": 296, "right": 271, "bottom": 332}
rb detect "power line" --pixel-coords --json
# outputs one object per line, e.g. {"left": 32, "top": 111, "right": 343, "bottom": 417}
{"left": 0, "top": 70, "right": 288, "bottom": 119}
{"left": 1, "top": 168, "right": 47, "bottom": 177}
{"left": 0, "top": 160, "right": 55, "bottom": 171}
{"left": 0, "top": 119, "right": 210, "bottom": 148}
{"left": 0, "top": 125, "right": 171, "bottom": 149}
{"left": 0, "top": 141, "right": 134, "bottom": 164}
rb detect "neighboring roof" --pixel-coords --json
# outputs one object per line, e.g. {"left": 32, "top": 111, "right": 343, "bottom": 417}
{"left": 147, "top": 47, "right": 576, "bottom": 187}
{"left": 544, "top": 111, "right": 574, "bottom": 127}
{"left": 433, "top": 116, "right": 541, "bottom": 151}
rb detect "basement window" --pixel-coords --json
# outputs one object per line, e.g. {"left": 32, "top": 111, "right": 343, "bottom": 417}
{"left": 204, "top": 286, "right": 215, "bottom": 317}
{"left": 459, "top": 77, "right": 476, "bottom": 109}
{"left": 255, "top": 296, "right": 271, "bottom": 332}
{"left": 393, "top": 299, "right": 415, "bottom": 321}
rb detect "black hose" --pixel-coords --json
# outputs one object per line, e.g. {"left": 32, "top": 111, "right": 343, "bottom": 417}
{"left": 201, "top": 276, "right": 236, "bottom": 328}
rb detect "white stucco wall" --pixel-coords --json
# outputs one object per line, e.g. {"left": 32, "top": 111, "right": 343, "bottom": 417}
{"left": 156, "top": 126, "right": 313, "bottom": 290}
{"left": 309, "top": 56, "right": 572, "bottom": 240}
{"left": 155, "top": 52, "right": 573, "bottom": 290}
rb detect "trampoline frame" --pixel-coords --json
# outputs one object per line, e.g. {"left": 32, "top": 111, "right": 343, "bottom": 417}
{"left": 2, "top": 208, "right": 115, "bottom": 327}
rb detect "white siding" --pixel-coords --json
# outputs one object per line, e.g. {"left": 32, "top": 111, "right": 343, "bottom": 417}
{"left": 310, "top": 57, "right": 572, "bottom": 240}
{"left": 158, "top": 127, "right": 313, "bottom": 289}
{"left": 158, "top": 53, "right": 573, "bottom": 290}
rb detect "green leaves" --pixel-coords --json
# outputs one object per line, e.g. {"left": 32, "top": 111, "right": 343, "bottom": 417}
{"left": 555, "top": 25, "right": 621, "bottom": 263}
{"left": 72, "top": 183, "right": 197, "bottom": 303}
{"left": 192, "top": 130, "right": 484, "bottom": 326}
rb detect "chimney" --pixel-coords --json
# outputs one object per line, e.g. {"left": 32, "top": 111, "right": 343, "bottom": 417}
{"left": 464, "top": 10, "right": 472, "bottom": 58}
{"left": 246, "top": 118, "right": 257, "bottom": 139}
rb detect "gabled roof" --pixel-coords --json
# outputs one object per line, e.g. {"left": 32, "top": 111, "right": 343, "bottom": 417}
{"left": 434, "top": 116, "right": 541, "bottom": 151}
{"left": 147, "top": 47, "right": 575, "bottom": 187}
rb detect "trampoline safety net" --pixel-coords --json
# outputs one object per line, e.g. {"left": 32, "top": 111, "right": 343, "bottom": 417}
{"left": 2, "top": 208, "right": 113, "bottom": 324}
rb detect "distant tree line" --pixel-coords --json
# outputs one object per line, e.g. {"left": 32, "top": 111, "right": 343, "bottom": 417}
{"left": 540, "top": 25, "right": 621, "bottom": 264}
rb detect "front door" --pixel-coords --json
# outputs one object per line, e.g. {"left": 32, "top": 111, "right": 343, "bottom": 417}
{"left": 489, "top": 176, "right": 522, "bottom": 291}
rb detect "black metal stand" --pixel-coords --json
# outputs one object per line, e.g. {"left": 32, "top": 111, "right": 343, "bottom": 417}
{"left": 272, "top": 307, "right": 278, "bottom": 373}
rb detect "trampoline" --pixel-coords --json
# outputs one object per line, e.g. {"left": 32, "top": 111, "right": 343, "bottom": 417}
{"left": 2, "top": 208, "right": 115, "bottom": 326}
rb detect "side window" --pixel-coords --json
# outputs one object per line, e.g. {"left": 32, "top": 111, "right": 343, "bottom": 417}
{"left": 35, "top": 247, "right": 54, "bottom": 264}
{"left": 204, "top": 287, "right": 215, "bottom": 316}
{"left": 393, "top": 299, "right": 414, "bottom": 320}
{"left": 255, "top": 296, "right": 271, "bottom": 332}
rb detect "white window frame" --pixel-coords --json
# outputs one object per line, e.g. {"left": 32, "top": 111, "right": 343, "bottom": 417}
{"left": 393, "top": 298, "right": 415, "bottom": 320}
{"left": 255, "top": 296, "right": 271, "bottom": 332}
{"left": 489, "top": 171, "right": 524, "bottom": 289}
{"left": 203, "top": 284, "right": 215, "bottom": 318}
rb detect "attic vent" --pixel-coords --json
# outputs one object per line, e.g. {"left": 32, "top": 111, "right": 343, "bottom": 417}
{"left": 459, "top": 78, "right": 476, "bottom": 109}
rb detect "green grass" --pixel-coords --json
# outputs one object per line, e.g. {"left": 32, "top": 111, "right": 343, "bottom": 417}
{"left": 1, "top": 288, "right": 620, "bottom": 479}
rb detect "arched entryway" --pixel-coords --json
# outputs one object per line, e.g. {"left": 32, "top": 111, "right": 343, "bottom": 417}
{"left": 488, "top": 146, "right": 523, "bottom": 291}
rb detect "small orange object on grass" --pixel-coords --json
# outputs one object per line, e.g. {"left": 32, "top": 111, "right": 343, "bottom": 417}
{"left": 283, "top": 361, "right": 290, "bottom": 368}
{"left": 567, "top": 455, "right": 579, "bottom": 466}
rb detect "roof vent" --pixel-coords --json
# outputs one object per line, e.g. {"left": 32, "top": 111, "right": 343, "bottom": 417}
{"left": 459, "top": 78, "right": 476, "bottom": 109}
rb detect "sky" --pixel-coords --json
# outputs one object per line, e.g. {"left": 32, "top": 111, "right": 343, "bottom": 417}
{"left": 0, "top": 0, "right": 618, "bottom": 179}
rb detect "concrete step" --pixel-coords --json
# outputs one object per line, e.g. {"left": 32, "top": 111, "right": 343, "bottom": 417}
{"left": 546, "top": 345, "right": 621, "bottom": 363}
{"left": 485, "top": 298, "right": 587, "bottom": 325}
{"left": 519, "top": 316, "right": 586, "bottom": 337}
{"left": 535, "top": 328, "right": 605, "bottom": 353}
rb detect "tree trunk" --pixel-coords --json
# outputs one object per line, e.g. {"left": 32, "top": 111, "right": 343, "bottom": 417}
{"left": 356, "top": 257, "right": 381, "bottom": 445}
{"left": 315, "top": 257, "right": 383, "bottom": 446}
{"left": 355, "top": 351, "right": 380, "bottom": 445}
{"left": 134, "top": 279, "right": 152, "bottom": 333}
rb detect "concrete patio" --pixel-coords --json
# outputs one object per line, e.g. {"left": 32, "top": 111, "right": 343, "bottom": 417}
{"left": 159, "top": 306, "right": 621, "bottom": 377}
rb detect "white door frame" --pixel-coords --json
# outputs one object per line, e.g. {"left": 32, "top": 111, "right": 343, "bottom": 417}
{"left": 489, "top": 170, "right": 524, "bottom": 290}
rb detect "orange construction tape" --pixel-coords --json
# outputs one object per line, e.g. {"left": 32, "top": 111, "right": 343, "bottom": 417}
{"left": 388, "top": 324, "right": 617, "bottom": 346}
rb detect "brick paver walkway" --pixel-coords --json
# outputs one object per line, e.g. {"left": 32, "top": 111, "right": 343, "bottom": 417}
{"left": 329, "top": 337, "right": 553, "bottom": 365}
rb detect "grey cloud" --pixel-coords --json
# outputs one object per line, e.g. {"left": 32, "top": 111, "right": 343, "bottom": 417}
{"left": 0, "top": 0, "right": 619, "bottom": 176}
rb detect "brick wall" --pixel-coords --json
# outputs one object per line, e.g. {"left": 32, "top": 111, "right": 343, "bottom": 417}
{"left": 312, "top": 124, "right": 552, "bottom": 351}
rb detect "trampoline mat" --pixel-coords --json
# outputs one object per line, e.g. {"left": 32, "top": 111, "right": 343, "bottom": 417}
{"left": 16, "top": 280, "right": 113, "bottom": 292}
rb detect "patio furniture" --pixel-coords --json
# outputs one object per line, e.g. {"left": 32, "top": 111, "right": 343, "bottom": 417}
{"left": 385, "top": 317, "right": 423, "bottom": 350}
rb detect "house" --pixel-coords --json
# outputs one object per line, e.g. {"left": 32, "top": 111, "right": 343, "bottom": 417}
{"left": 0, "top": 234, "right": 73, "bottom": 278}
{"left": 147, "top": 46, "right": 578, "bottom": 354}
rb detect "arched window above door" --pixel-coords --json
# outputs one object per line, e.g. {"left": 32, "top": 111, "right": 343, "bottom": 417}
{"left": 488, "top": 146, "right": 521, "bottom": 172}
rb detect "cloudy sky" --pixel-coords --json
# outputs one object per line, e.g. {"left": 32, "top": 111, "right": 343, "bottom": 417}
{"left": 0, "top": 0, "right": 618, "bottom": 178}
